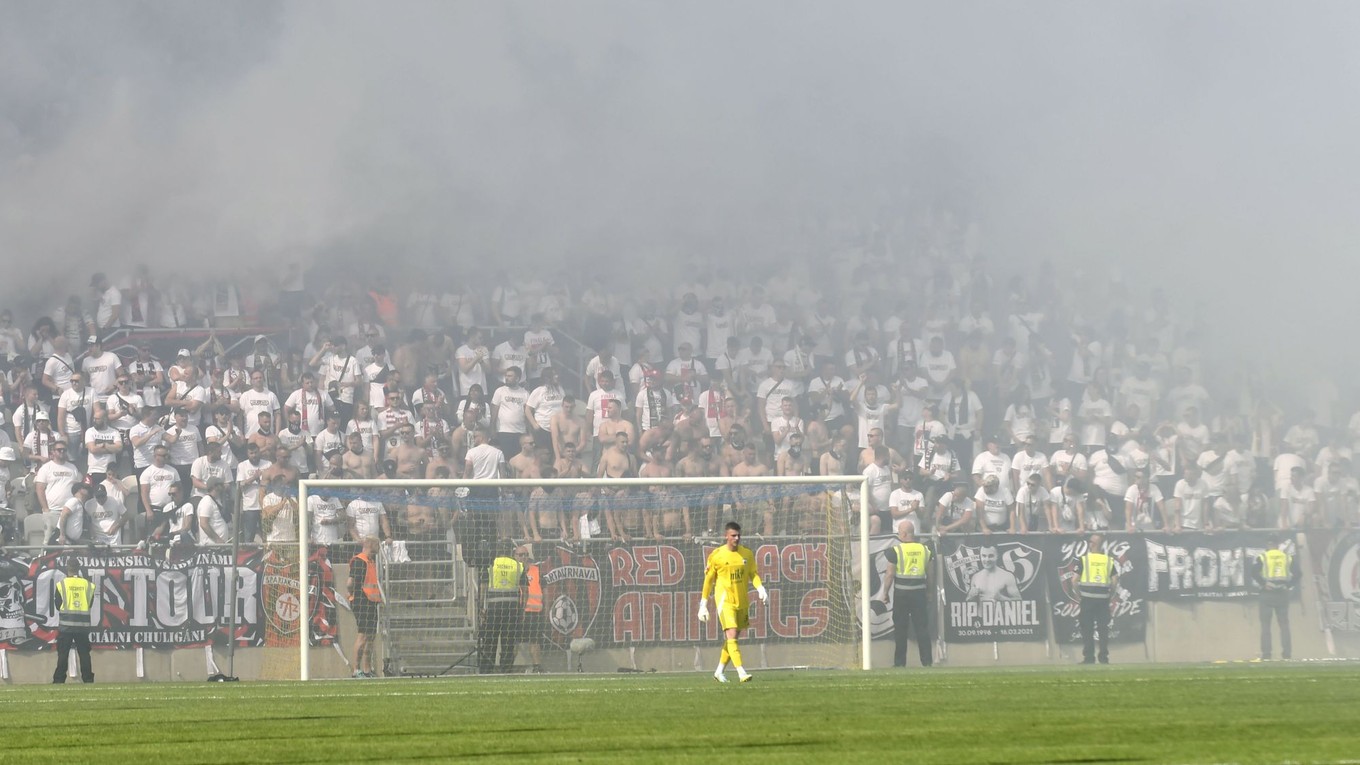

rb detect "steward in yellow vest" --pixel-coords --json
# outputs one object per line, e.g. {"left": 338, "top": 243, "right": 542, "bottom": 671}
{"left": 875, "top": 521, "right": 933, "bottom": 667}
{"left": 479, "top": 540, "right": 526, "bottom": 674}
{"left": 1252, "top": 537, "right": 1299, "bottom": 660}
{"left": 53, "top": 559, "right": 95, "bottom": 684}
{"left": 1075, "top": 534, "right": 1118, "bottom": 665}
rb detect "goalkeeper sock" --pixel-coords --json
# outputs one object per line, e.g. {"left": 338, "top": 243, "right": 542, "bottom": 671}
{"left": 725, "top": 639, "right": 743, "bottom": 670}
{"left": 718, "top": 646, "right": 729, "bottom": 668}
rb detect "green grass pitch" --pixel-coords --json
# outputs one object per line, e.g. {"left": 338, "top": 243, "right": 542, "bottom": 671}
{"left": 4, "top": 663, "right": 1359, "bottom": 763}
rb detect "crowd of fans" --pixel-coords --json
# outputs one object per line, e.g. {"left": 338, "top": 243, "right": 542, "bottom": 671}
{"left": 1, "top": 240, "right": 1357, "bottom": 552}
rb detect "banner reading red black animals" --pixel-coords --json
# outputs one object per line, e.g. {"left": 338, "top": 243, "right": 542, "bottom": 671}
{"left": 534, "top": 539, "right": 848, "bottom": 649}
{"left": 0, "top": 547, "right": 340, "bottom": 650}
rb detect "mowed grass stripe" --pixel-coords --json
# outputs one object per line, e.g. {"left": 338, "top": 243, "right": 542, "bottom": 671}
{"left": 3, "top": 665, "right": 1358, "bottom": 764}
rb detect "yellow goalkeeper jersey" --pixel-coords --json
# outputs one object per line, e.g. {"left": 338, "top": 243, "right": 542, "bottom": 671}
{"left": 702, "top": 545, "right": 763, "bottom": 611}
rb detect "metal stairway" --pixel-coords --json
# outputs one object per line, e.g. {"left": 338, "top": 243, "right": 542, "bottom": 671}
{"left": 380, "top": 539, "right": 479, "bottom": 676}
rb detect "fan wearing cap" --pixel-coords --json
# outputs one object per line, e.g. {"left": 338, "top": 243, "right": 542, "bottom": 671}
{"left": 167, "top": 348, "right": 196, "bottom": 389}
{"left": 75, "top": 336, "right": 115, "bottom": 396}
{"left": 167, "top": 361, "right": 214, "bottom": 432}
{"left": 23, "top": 409, "right": 64, "bottom": 465}
{"left": 244, "top": 335, "right": 280, "bottom": 383}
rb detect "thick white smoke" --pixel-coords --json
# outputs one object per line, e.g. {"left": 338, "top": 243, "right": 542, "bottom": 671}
{"left": 2, "top": 1, "right": 1358, "bottom": 379}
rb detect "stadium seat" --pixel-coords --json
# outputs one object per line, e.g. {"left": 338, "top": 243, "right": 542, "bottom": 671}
{"left": 23, "top": 513, "right": 48, "bottom": 547}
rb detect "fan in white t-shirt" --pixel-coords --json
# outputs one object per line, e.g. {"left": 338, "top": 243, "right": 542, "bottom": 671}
{"left": 196, "top": 481, "right": 232, "bottom": 544}
{"left": 347, "top": 498, "right": 390, "bottom": 542}
{"left": 974, "top": 475, "right": 1015, "bottom": 532}
{"left": 81, "top": 337, "right": 122, "bottom": 396}
{"left": 57, "top": 484, "right": 93, "bottom": 544}
{"left": 889, "top": 475, "right": 924, "bottom": 535}
{"left": 1014, "top": 474, "right": 1052, "bottom": 533}
{"left": 1172, "top": 463, "right": 1211, "bottom": 532}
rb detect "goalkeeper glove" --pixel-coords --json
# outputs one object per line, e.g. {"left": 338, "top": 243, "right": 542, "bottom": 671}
{"left": 697, "top": 601, "right": 710, "bottom": 623}
{"left": 756, "top": 585, "right": 768, "bottom": 604}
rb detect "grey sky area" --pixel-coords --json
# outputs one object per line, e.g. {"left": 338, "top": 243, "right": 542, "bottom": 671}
{"left": 2, "top": 1, "right": 1357, "bottom": 383}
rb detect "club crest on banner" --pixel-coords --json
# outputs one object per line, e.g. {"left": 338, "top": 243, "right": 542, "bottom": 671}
{"left": 1316, "top": 531, "right": 1360, "bottom": 632}
{"left": 943, "top": 541, "right": 1042, "bottom": 595}
{"left": 540, "top": 547, "right": 602, "bottom": 649}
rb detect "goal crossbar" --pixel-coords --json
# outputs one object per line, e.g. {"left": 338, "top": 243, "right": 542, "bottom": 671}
{"left": 297, "top": 474, "right": 871, "bottom": 679}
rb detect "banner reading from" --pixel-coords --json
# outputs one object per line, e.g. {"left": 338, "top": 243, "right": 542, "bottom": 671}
{"left": 1044, "top": 534, "right": 1147, "bottom": 644}
{"left": 1139, "top": 531, "right": 1273, "bottom": 600}
{"left": 0, "top": 546, "right": 340, "bottom": 650}
{"left": 535, "top": 539, "right": 846, "bottom": 649}
{"left": 937, "top": 534, "right": 1047, "bottom": 643}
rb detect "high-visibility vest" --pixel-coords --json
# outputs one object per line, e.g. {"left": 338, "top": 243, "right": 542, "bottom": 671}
{"left": 524, "top": 564, "right": 543, "bottom": 613}
{"left": 1261, "top": 549, "right": 1292, "bottom": 586}
{"left": 487, "top": 556, "right": 524, "bottom": 604}
{"left": 1078, "top": 552, "right": 1113, "bottom": 597}
{"left": 350, "top": 551, "right": 383, "bottom": 603}
{"left": 893, "top": 542, "right": 931, "bottom": 591}
{"left": 57, "top": 575, "right": 93, "bottom": 627}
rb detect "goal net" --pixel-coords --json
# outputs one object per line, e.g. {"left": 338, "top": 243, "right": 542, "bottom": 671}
{"left": 292, "top": 475, "right": 870, "bottom": 680}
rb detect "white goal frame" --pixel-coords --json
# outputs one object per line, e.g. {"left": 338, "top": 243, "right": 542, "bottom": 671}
{"left": 297, "top": 474, "right": 870, "bottom": 680}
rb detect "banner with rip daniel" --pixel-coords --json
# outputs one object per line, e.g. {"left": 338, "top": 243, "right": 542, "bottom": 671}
{"left": 938, "top": 535, "right": 1047, "bottom": 642}
{"left": 1045, "top": 534, "right": 1147, "bottom": 645}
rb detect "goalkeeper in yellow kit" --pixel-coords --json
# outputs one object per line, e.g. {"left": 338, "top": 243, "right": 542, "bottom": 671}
{"left": 698, "top": 521, "right": 768, "bottom": 683}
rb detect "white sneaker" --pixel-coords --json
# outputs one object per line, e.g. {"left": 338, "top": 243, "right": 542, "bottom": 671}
{"left": 737, "top": 670, "right": 752, "bottom": 683}
{"left": 713, "top": 670, "right": 729, "bottom": 683}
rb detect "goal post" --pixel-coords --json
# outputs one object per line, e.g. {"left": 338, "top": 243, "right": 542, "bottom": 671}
{"left": 297, "top": 475, "right": 871, "bottom": 680}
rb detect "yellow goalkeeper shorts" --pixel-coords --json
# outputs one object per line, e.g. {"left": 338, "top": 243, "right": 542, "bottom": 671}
{"left": 718, "top": 605, "right": 749, "bottom": 632}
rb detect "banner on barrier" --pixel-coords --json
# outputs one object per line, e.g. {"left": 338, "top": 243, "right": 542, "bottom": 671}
{"left": 535, "top": 540, "right": 847, "bottom": 649}
{"left": 937, "top": 535, "right": 1047, "bottom": 642}
{"left": 1309, "top": 530, "right": 1360, "bottom": 632}
{"left": 1045, "top": 534, "right": 1147, "bottom": 644}
{"left": 0, "top": 547, "right": 340, "bottom": 650}
{"left": 1139, "top": 532, "right": 1273, "bottom": 600}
